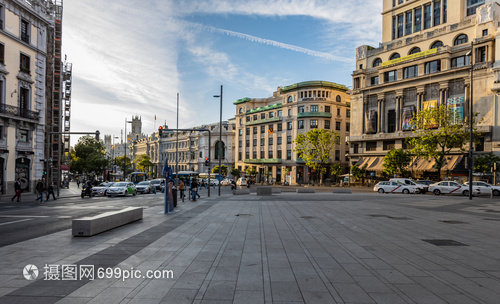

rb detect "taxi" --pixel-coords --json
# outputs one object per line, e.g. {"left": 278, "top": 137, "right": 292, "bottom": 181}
{"left": 374, "top": 181, "right": 418, "bottom": 194}
{"left": 428, "top": 181, "right": 480, "bottom": 196}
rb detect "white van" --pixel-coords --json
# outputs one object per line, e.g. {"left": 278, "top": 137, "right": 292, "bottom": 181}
{"left": 389, "top": 178, "right": 428, "bottom": 194}
{"left": 236, "top": 177, "right": 248, "bottom": 186}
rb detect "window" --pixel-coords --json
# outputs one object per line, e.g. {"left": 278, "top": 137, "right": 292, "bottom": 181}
{"left": 260, "top": 151, "right": 265, "bottom": 158}
{"left": 287, "top": 96, "right": 293, "bottom": 103}
{"left": 431, "top": 40, "right": 443, "bottom": 49}
{"left": 354, "top": 77, "right": 360, "bottom": 89}
{"left": 253, "top": 139, "right": 257, "bottom": 146}
{"left": 287, "top": 136, "right": 292, "bottom": 144}
{"left": 335, "top": 150, "right": 340, "bottom": 161}
{"left": 239, "top": 129, "right": 243, "bottom": 136}
{"left": 390, "top": 53, "right": 400, "bottom": 60}
{"left": 269, "top": 137, "right": 273, "bottom": 145}
{"left": 287, "top": 122, "right": 293, "bottom": 130}
{"left": 403, "top": 65, "right": 418, "bottom": 79}
{"left": 373, "top": 58, "right": 382, "bottom": 67}
{"left": 298, "top": 106, "right": 305, "bottom": 113}
{"left": 269, "top": 112, "right": 274, "bottom": 118}
{"left": 260, "top": 138, "right": 264, "bottom": 146}
{"left": 366, "top": 141, "right": 377, "bottom": 151}
{"left": 346, "top": 123, "right": 350, "bottom": 132}
{"left": 246, "top": 116, "right": 250, "bottom": 122}
{"left": 277, "top": 150, "right": 282, "bottom": 159}
{"left": 298, "top": 120, "right": 304, "bottom": 129}
{"left": 253, "top": 127, "right": 257, "bottom": 134}
{"left": 424, "top": 4, "right": 432, "bottom": 29}
{"left": 443, "top": 0, "right": 447, "bottom": 23}
{"left": 20, "top": 20, "right": 30, "bottom": 43}
{"left": 371, "top": 76, "right": 379, "bottom": 85}
{"left": 253, "top": 115, "right": 257, "bottom": 120}
{"left": 20, "top": 53, "right": 30, "bottom": 73}
{"left": 18, "top": 129, "right": 28, "bottom": 142}
{"left": 336, "top": 95, "right": 341, "bottom": 103}
{"left": 325, "top": 120, "right": 330, "bottom": 129}
{"left": 467, "top": 0, "right": 485, "bottom": 16}
{"left": 451, "top": 55, "right": 469, "bottom": 68}
{"left": 278, "top": 110, "right": 283, "bottom": 116}
{"left": 454, "top": 34, "right": 468, "bottom": 45}
{"left": 477, "top": 46, "right": 486, "bottom": 62}
{"left": 405, "top": 11, "right": 412, "bottom": 35}
{"left": 239, "top": 140, "right": 242, "bottom": 148}
{"left": 253, "top": 151, "right": 257, "bottom": 159}
{"left": 246, "top": 140, "right": 250, "bottom": 147}
{"left": 19, "top": 87, "right": 28, "bottom": 115}
{"left": 425, "top": 60, "right": 441, "bottom": 74}
{"left": 310, "top": 105, "right": 318, "bottom": 112}
{"left": 288, "top": 109, "right": 292, "bottom": 116}
{"left": 483, "top": 29, "right": 488, "bottom": 36}
{"left": 269, "top": 150, "right": 273, "bottom": 158}
{"left": 337, "top": 108, "right": 341, "bottom": 116}
{"left": 433, "top": 0, "right": 441, "bottom": 26}
{"left": 245, "top": 152, "right": 250, "bottom": 159}
{"left": 388, "top": 110, "right": 396, "bottom": 133}
{"left": 260, "top": 125, "right": 265, "bottom": 133}
{"left": 277, "top": 123, "right": 283, "bottom": 131}
{"left": 246, "top": 128, "right": 250, "bottom": 136}
{"left": 336, "top": 121, "right": 341, "bottom": 131}
{"left": 397, "top": 14, "right": 404, "bottom": 38}
{"left": 310, "top": 120, "right": 318, "bottom": 128}
{"left": 277, "top": 137, "right": 282, "bottom": 145}
{"left": 347, "top": 110, "right": 350, "bottom": 118}
{"left": 353, "top": 143, "right": 359, "bottom": 154}
{"left": 409, "top": 47, "right": 421, "bottom": 55}
{"left": 384, "top": 70, "right": 397, "bottom": 82}
{"left": 0, "top": 43, "right": 4, "bottom": 64}
{"left": 239, "top": 107, "right": 243, "bottom": 113}
{"left": 238, "top": 152, "right": 242, "bottom": 161}
{"left": 325, "top": 106, "right": 331, "bottom": 113}
{"left": 383, "top": 140, "right": 396, "bottom": 150}
{"left": 414, "top": 7, "right": 422, "bottom": 31}
{"left": 287, "top": 150, "right": 292, "bottom": 160}
{"left": 261, "top": 113, "right": 265, "bottom": 119}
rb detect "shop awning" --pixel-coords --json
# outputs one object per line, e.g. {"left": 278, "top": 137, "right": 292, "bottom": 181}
{"left": 367, "top": 157, "right": 385, "bottom": 171}
{"left": 412, "top": 155, "right": 463, "bottom": 171}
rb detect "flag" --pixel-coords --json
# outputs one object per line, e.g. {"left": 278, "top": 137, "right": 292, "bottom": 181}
{"left": 268, "top": 127, "right": 274, "bottom": 134}
{"left": 155, "top": 115, "right": 156, "bottom": 120}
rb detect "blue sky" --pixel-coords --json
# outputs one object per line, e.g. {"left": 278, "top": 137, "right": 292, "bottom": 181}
{"left": 63, "top": 0, "right": 382, "bottom": 144}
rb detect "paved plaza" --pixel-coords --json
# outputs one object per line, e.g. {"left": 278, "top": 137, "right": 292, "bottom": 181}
{"left": 1, "top": 191, "right": 500, "bottom": 303}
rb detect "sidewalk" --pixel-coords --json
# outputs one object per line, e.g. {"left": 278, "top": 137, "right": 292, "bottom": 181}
{"left": 1, "top": 192, "right": 500, "bottom": 303}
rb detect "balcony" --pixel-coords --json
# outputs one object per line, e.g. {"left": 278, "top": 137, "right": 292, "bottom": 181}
{"left": 297, "top": 112, "right": 332, "bottom": 118}
{"left": 246, "top": 116, "right": 282, "bottom": 126}
{"left": 0, "top": 104, "right": 40, "bottom": 121}
{"left": 244, "top": 158, "right": 282, "bottom": 164}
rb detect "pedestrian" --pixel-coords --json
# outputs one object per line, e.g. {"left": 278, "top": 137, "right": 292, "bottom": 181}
{"left": 35, "top": 179, "right": 45, "bottom": 203}
{"left": 152, "top": 181, "right": 157, "bottom": 195}
{"left": 179, "top": 180, "right": 185, "bottom": 202}
{"left": 190, "top": 179, "right": 198, "bottom": 201}
{"left": 76, "top": 178, "right": 80, "bottom": 188}
{"left": 46, "top": 182, "right": 57, "bottom": 200}
{"left": 11, "top": 178, "right": 22, "bottom": 202}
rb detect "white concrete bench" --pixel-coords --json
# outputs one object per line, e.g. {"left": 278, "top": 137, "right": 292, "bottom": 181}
{"left": 257, "top": 186, "right": 272, "bottom": 196}
{"left": 72, "top": 207, "right": 143, "bottom": 237}
{"left": 233, "top": 189, "right": 251, "bottom": 195}
{"left": 297, "top": 188, "right": 315, "bottom": 193}
{"left": 332, "top": 188, "right": 352, "bottom": 194}
{"left": 272, "top": 188, "right": 282, "bottom": 194}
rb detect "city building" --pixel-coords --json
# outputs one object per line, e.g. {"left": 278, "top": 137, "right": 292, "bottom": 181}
{"left": 233, "top": 81, "right": 350, "bottom": 185}
{"left": 349, "top": 0, "right": 499, "bottom": 179}
{"left": 0, "top": 0, "right": 61, "bottom": 194}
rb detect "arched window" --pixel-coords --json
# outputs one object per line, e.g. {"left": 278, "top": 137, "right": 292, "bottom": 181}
{"left": 336, "top": 95, "right": 341, "bottom": 103}
{"left": 238, "top": 107, "right": 243, "bottom": 113}
{"left": 454, "top": 34, "right": 468, "bottom": 45}
{"left": 409, "top": 47, "right": 421, "bottom": 55}
{"left": 431, "top": 40, "right": 443, "bottom": 49}
{"left": 287, "top": 96, "right": 293, "bottom": 103}
{"left": 373, "top": 58, "right": 382, "bottom": 67}
{"left": 389, "top": 53, "right": 401, "bottom": 60}
{"left": 215, "top": 141, "right": 225, "bottom": 160}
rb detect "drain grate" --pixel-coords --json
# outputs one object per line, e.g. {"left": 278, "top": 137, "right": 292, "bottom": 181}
{"left": 368, "top": 214, "right": 411, "bottom": 220}
{"left": 440, "top": 220, "right": 468, "bottom": 224}
{"left": 235, "top": 214, "right": 252, "bottom": 217}
{"left": 422, "top": 239, "right": 468, "bottom": 246}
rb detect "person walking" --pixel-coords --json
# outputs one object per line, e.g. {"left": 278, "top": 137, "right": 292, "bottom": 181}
{"left": 11, "top": 178, "right": 22, "bottom": 202}
{"left": 35, "top": 179, "right": 45, "bottom": 203}
{"left": 190, "top": 179, "right": 198, "bottom": 201}
{"left": 46, "top": 182, "right": 57, "bottom": 201}
{"left": 179, "top": 180, "right": 185, "bottom": 202}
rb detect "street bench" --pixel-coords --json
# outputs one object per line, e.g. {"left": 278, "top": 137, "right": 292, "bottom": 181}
{"left": 332, "top": 188, "right": 352, "bottom": 194}
{"left": 72, "top": 207, "right": 143, "bottom": 237}
{"left": 257, "top": 186, "right": 272, "bottom": 196}
{"left": 296, "top": 188, "right": 315, "bottom": 193}
{"left": 233, "top": 189, "right": 251, "bottom": 195}
{"left": 272, "top": 188, "right": 282, "bottom": 194}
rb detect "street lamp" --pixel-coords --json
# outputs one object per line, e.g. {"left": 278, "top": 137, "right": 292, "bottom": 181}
{"left": 468, "top": 42, "right": 474, "bottom": 200}
{"left": 124, "top": 118, "right": 132, "bottom": 181}
{"left": 213, "top": 85, "right": 223, "bottom": 196}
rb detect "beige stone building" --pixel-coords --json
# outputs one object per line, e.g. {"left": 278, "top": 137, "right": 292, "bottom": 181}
{"left": 349, "top": 0, "right": 500, "bottom": 179}
{"left": 234, "top": 81, "right": 350, "bottom": 185}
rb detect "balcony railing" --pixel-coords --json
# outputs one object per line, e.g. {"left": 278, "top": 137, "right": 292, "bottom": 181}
{"left": 0, "top": 104, "right": 40, "bottom": 120}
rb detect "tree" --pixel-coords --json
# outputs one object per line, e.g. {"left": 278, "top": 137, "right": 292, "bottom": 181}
{"left": 69, "top": 135, "right": 110, "bottom": 176}
{"left": 134, "top": 154, "right": 154, "bottom": 173}
{"left": 293, "top": 129, "right": 340, "bottom": 185}
{"left": 246, "top": 167, "right": 257, "bottom": 179}
{"left": 230, "top": 168, "right": 241, "bottom": 179}
{"left": 383, "top": 148, "right": 411, "bottom": 177}
{"left": 212, "top": 165, "right": 228, "bottom": 176}
{"left": 351, "top": 164, "right": 367, "bottom": 182}
{"left": 407, "top": 104, "right": 480, "bottom": 180}
{"left": 114, "top": 155, "right": 133, "bottom": 175}
{"left": 474, "top": 152, "right": 500, "bottom": 175}
{"left": 330, "top": 163, "right": 344, "bottom": 183}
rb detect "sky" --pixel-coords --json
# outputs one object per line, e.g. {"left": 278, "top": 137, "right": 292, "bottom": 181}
{"left": 62, "top": 0, "right": 383, "bottom": 145}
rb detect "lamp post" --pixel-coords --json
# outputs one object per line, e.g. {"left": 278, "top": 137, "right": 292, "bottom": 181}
{"left": 124, "top": 118, "right": 132, "bottom": 181}
{"left": 468, "top": 42, "right": 474, "bottom": 200}
{"left": 213, "top": 85, "right": 223, "bottom": 196}
{"left": 112, "top": 136, "right": 119, "bottom": 179}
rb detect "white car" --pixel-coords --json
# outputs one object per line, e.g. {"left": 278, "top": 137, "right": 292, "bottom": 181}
{"left": 428, "top": 181, "right": 480, "bottom": 196}
{"left": 389, "top": 178, "right": 429, "bottom": 194}
{"left": 236, "top": 177, "right": 248, "bottom": 187}
{"left": 221, "top": 178, "right": 232, "bottom": 186}
{"left": 374, "top": 181, "right": 418, "bottom": 194}
{"left": 464, "top": 181, "right": 500, "bottom": 196}
{"left": 107, "top": 182, "right": 137, "bottom": 197}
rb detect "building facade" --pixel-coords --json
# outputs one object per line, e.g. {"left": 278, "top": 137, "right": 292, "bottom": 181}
{"left": 349, "top": 0, "right": 500, "bottom": 179}
{"left": 0, "top": 0, "right": 56, "bottom": 194}
{"left": 233, "top": 81, "right": 350, "bottom": 185}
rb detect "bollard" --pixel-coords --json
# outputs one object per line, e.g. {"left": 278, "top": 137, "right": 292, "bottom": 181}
{"left": 491, "top": 188, "right": 493, "bottom": 199}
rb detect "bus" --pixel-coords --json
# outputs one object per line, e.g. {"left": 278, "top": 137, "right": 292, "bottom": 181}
{"left": 129, "top": 172, "right": 147, "bottom": 184}
{"left": 173, "top": 171, "right": 199, "bottom": 180}
{"left": 199, "top": 173, "right": 223, "bottom": 181}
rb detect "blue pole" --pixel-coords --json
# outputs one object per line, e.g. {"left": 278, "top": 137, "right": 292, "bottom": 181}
{"left": 163, "top": 159, "right": 173, "bottom": 214}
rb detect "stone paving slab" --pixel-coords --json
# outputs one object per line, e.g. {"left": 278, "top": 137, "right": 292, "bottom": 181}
{"left": 1, "top": 193, "right": 500, "bottom": 303}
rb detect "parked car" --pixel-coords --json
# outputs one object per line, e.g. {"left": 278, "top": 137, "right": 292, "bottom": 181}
{"left": 92, "top": 182, "right": 114, "bottom": 196}
{"left": 236, "top": 177, "right": 248, "bottom": 187}
{"left": 464, "top": 181, "right": 500, "bottom": 196}
{"left": 428, "top": 181, "right": 480, "bottom": 196}
{"left": 150, "top": 179, "right": 163, "bottom": 191}
{"left": 107, "top": 182, "right": 137, "bottom": 197}
{"left": 389, "top": 178, "right": 428, "bottom": 193}
{"left": 221, "top": 178, "right": 233, "bottom": 186}
{"left": 374, "top": 181, "right": 418, "bottom": 194}
{"left": 416, "top": 180, "right": 434, "bottom": 186}
{"left": 136, "top": 181, "right": 155, "bottom": 194}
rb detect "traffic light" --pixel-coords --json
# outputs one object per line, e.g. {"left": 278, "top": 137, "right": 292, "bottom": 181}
{"left": 205, "top": 157, "right": 209, "bottom": 166}
{"left": 158, "top": 126, "right": 163, "bottom": 137}
{"left": 95, "top": 130, "right": 100, "bottom": 141}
